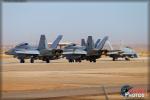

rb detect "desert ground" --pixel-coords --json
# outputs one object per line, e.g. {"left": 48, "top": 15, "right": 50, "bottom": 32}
{"left": 1, "top": 54, "right": 149, "bottom": 100}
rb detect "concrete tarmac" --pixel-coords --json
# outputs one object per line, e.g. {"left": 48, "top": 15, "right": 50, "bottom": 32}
{"left": 1, "top": 56, "right": 149, "bottom": 99}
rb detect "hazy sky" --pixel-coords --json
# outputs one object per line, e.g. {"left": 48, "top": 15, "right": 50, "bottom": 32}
{"left": 2, "top": 2, "right": 148, "bottom": 46}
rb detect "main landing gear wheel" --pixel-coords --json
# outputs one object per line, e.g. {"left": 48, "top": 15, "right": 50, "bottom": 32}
{"left": 46, "top": 59, "right": 50, "bottom": 63}
{"left": 89, "top": 59, "right": 96, "bottom": 63}
{"left": 20, "top": 59, "right": 25, "bottom": 63}
{"left": 112, "top": 57, "right": 117, "bottom": 61}
{"left": 93, "top": 59, "right": 96, "bottom": 63}
{"left": 125, "top": 57, "right": 130, "bottom": 61}
{"left": 30, "top": 58, "right": 34, "bottom": 63}
{"left": 69, "top": 59, "right": 74, "bottom": 63}
{"left": 75, "top": 59, "right": 82, "bottom": 63}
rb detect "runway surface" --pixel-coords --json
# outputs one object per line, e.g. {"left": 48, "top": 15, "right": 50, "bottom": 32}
{"left": 1, "top": 56, "right": 149, "bottom": 99}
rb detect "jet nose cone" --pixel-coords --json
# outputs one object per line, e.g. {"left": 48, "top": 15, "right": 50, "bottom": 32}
{"left": 5, "top": 49, "right": 14, "bottom": 55}
{"left": 5, "top": 50, "right": 10, "bottom": 55}
{"left": 5, "top": 51, "right": 8, "bottom": 54}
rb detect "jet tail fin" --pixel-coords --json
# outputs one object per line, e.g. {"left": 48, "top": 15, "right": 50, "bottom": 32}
{"left": 38, "top": 35, "right": 48, "bottom": 50}
{"left": 86, "top": 36, "right": 94, "bottom": 51}
{"left": 95, "top": 39, "right": 101, "bottom": 48}
{"left": 96, "top": 36, "right": 108, "bottom": 50}
{"left": 81, "top": 39, "right": 86, "bottom": 46}
{"left": 50, "top": 35, "right": 63, "bottom": 49}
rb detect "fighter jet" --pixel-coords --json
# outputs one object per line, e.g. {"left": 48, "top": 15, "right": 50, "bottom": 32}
{"left": 5, "top": 35, "right": 63, "bottom": 63}
{"left": 106, "top": 46, "right": 138, "bottom": 61}
{"left": 63, "top": 36, "right": 108, "bottom": 63}
{"left": 84, "top": 36, "right": 108, "bottom": 62}
{"left": 63, "top": 43, "right": 87, "bottom": 62}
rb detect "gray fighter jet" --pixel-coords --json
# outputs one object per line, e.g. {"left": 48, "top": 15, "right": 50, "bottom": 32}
{"left": 63, "top": 43, "right": 87, "bottom": 62}
{"left": 106, "top": 47, "right": 138, "bottom": 61}
{"left": 5, "top": 35, "right": 63, "bottom": 63}
{"left": 84, "top": 36, "right": 108, "bottom": 62}
{"left": 63, "top": 36, "right": 108, "bottom": 63}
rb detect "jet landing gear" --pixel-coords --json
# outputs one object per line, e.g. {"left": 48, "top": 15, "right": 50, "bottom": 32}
{"left": 30, "top": 57, "right": 34, "bottom": 63}
{"left": 68, "top": 59, "right": 74, "bottom": 63}
{"left": 125, "top": 57, "right": 130, "bottom": 61}
{"left": 75, "top": 59, "right": 81, "bottom": 63}
{"left": 46, "top": 58, "right": 50, "bottom": 63}
{"left": 93, "top": 59, "right": 96, "bottom": 63}
{"left": 20, "top": 59, "right": 25, "bottom": 63}
{"left": 42, "top": 57, "right": 50, "bottom": 63}
{"left": 68, "top": 59, "right": 82, "bottom": 63}
{"left": 112, "top": 57, "right": 118, "bottom": 61}
{"left": 89, "top": 59, "right": 96, "bottom": 63}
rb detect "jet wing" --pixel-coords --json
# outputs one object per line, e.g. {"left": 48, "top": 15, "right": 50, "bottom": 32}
{"left": 107, "top": 50, "right": 124, "bottom": 55}
{"left": 63, "top": 50, "right": 87, "bottom": 55}
{"left": 107, "top": 52, "right": 120, "bottom": 55}
{"left": 122, "top": 52, "right": 138, "bottom": 56}
{"left": 15, "top": 50, "right": 40, "bottom": 55}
